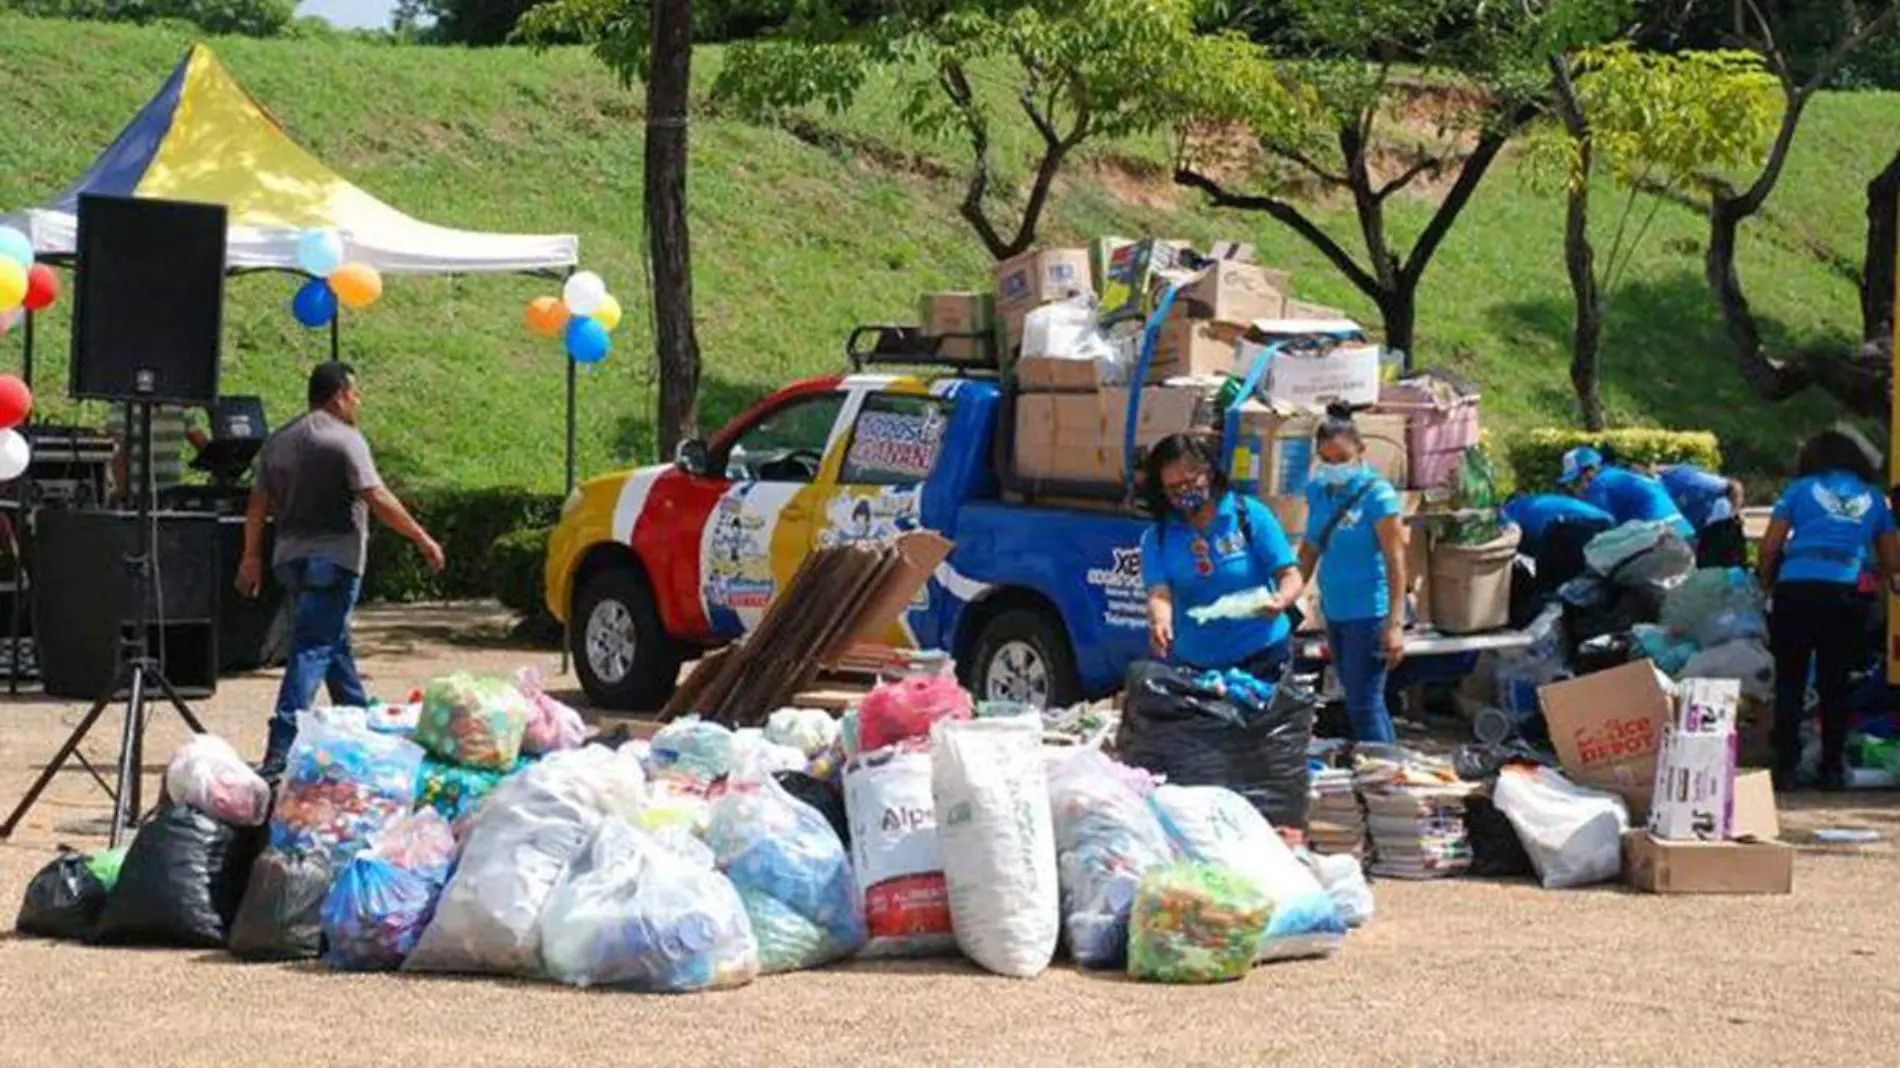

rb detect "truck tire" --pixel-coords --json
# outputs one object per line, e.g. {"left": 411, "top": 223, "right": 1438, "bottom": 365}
{"left": 970, "top": 608, "right": 1081, "bottom": 710}
{"left": 570, "top": 566, "right": 681, "bottom": 711}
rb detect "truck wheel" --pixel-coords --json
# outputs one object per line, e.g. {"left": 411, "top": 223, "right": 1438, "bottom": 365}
{"left": 970, "top": 608, "right": 1081, "bottom": 710}
{"left": 571, "top": 566, "right": 681, "bottom": 711}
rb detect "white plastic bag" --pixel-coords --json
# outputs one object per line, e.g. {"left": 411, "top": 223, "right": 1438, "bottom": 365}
{"left": 1046, "top": 748, "right": 1176, "bottom": 969}
{"left": 1302, "top": 852, "right": 1375, "bottom": 928}
{"left": 730, "top": 729, "right": 813, "bottom": 776}
{"left": 1148, "top": 784, "right": 1348, "bottom": 961}
{"left": 765, "top": 708, "right": 840, "bottom": 757}
{"left": 1491, "top": 765, "right": 1629, "bottom": 889}
{"left": 1022, "top": 293, "right": 1125, "bottom": 385}
{"left": 931, "top": 717, "right": 1060, "bottom": 979}
{"left": 403, "top": 746, "right": 646, "bottom": 976}
{"left": 515, "top": 667, "right": 588, "bottom": 755}
{"left": 540, "top": 820, "right": 760, "bottom": 992}
{"left": 844, "top": 746, "right": 954, "bottom": 957}
{"left": 164, "top": 734, "right": 270, "bottom": 827}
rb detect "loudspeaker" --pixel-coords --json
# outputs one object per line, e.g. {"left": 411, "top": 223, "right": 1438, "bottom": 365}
{"left": 31, "top": 509, "right": 220, "bottom": 699}
{"left": 71, "top": 194, "right": 226, "bottom": 407}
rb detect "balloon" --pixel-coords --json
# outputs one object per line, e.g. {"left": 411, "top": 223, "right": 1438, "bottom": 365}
{"left": 296, "top": 230, "right": 345, "bottom": 278}
{"left": 329, "top": 262, "right": 383, "bottom": 311}
{"left": 0, "top": 227, "right": 30, "bottom": 269}
{"left": 292, "top": 277, "right": 338, "bottom": 327}
{"left": 565, "top": 316, "right": 610, "bottom": 364}
{"left": 562, "top": 271, "right": 608, "bottom": 317}
{"left": 0, "top": 429, "right": 30, "bottom": 482}
{"left": 525, "top": 295, "right": 570, "bottom": 339}
{"left": 23, "top": 264, "right": 58, "bottom": 312}
{"left": 592, "top": 294, "right": 623, "bottom": 332}
{"left": 0, "top": 259, "right": 25, "bottom": 312}
{"left": 0, "top": 375, "right": 32, "bottom": 431}
{"left": 0, "top": 309, "right": 19, "bottom": 337}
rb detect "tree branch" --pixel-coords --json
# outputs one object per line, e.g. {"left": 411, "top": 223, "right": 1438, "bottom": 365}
{"left": 1373, "top": 155, "right": 1443, "bottom": 202}
{"left": 1268, "top": 141, "right": 1351, "bottom": 188}
{"left": 940, "top": 62, "right": 1010, "bottom": 260}
{"left": 1174, "top": 168, "right": 1384, "bottom": 297}
{"left": 1399, "top": 102, "right": 1538, "bottom": 283}
{"left": 1004, "top": 88, "right": 1091, "bottom": 258}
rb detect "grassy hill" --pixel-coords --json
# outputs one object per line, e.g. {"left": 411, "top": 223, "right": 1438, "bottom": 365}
{"left": 0, "top": 15, "right": 1891, "bottom": 493}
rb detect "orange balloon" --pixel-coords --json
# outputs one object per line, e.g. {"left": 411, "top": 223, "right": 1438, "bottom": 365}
{"left": 328, "top": 262, "right": 383, "bottom": 311}
{"left": 525, "top": 295, "right": 570, "bottom": 339}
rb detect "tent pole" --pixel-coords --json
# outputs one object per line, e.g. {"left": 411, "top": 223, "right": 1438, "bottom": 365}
{"left": 560, "top": 353, "right": 577, "bottom": 678}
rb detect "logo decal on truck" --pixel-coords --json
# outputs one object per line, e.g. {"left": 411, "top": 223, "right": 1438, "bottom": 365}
{"left": 1085, "top": 546, "right": 1147, "bottom": 631}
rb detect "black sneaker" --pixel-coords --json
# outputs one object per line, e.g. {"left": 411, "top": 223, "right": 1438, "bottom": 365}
{"left": 254, "top": 756, "right": 287, "bottom": 783}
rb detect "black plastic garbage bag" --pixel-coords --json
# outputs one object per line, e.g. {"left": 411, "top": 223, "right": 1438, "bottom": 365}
{"left": 774, "top": 771, "right": 849, "bottom": 849}
{"left": 17, "top": 851, "right": 108, "bottom": 941}
{"left": 228, "top": 848, "right": 334, "bottom": 961}
{"left": 94, "top": 805, "right": 265, "bottom": 949}
{"left": 1116, "top": 660, "right": 1317, "bottom": 831}
{"left": 1465, "top": 794, "right": 1533, "bottom": 879}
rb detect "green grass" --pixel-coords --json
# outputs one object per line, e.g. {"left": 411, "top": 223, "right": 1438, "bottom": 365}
{"left": 0, "top": 16, "right": 1889, "bottom": 492}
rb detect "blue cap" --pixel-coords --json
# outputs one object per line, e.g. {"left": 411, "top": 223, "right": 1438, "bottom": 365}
{"left": 1559, "top": 446, "right": 1603, "bottom": 485}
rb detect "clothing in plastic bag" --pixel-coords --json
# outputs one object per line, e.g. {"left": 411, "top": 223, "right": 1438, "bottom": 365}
{"left": 516, "top": 667, "right": 587, "bottom": 755}
{"left": 321, "top": 854, "right": 442, "bottom": 970}
{"left": 95, "top": 805, "right": 265, "bottom": 948}
{"left": 1116, "top": 660, "right": 1316, "bottom": 831}
{"left": 1491, "top": 766, "right": 1628, "bottom": 889}
{"left": 774, "top": 771, "right": 849, "bottom": 847}
{"left": 648, "top": 716, "right": 737, "bottom": 780}
{"left": 539, "top": 819, "right": 761, "bottom": 992}
{"left": 706, "top": 758, "right": 865, "bottom": 973}
{"left": 1148, "top": 784, "right": 1347, "bottom": 961}
{"left": 1126, "top": 861, "right": 1271, "bottom": 984}
{"left": 270, "top": 713, "right": 426, "bottom": 867}
{"left": 403, "top": 746, "right": 645, "bottom": 976}
{"left": 17, "top": 851, "right": 108, "bottom": 941}
{"left": 1046, "top": 748, "right": 1177, "bottom": 969}
{"left": 1586, "top": 521, "right": 1694, "bottom": 588}
{"left": 164, "top": 734, "right": 271, "bottom": 827}
{"left": 1463, "top": 793, "right": 1534, "bottom": 878}
{"left": 1681, "top": 641, "right": 1776, "bottom": 701}
{"left": 844, "top": 746, "right": 955, "bottom": 957}
{"left": 1302, "top": 852, "right": 1375, "bottom": 927}
{"left": 860, "top": 675, "right": 974, "bottom": 754}
{"left": 415, "top": 673, "right": 534, "bottom": 770}
{"left": 228, "top": 848, "right": 334, "bottom": 961}
{"left": 1661, "top": 568, "right": 1766, "bottom": 643}
{"left": 932, "top": 717, "right": 1060, "bottom": 979}
{"left": 765, "top": 708, "right": 841, "bottom": 758}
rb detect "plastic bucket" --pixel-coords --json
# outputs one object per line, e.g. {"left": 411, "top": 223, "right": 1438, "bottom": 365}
{"left": 1429, "top": 526, "right": 1521, "bottom": 635}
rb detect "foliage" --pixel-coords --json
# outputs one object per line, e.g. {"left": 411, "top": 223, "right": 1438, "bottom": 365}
{"left": 1508, "top": 427, "right": 1722, "bottom": 490}
{"left": 362, "top": 487, "right": 562, "bottom": 604}
{"left": 0, "top": 0, "right": 295, "bottom": 36}
{"left": 488, "top": 525, "right": 554, "bottom": 616}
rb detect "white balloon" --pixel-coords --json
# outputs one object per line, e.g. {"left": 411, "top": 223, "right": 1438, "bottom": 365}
{"left": 0, "top": 308, "right": 19, "bottom": 337}
{"left": 0, "top": 429, "right": 30, "bottom": 481}
{"left": 563, "top": 271, "right": 608, "bottom": 317}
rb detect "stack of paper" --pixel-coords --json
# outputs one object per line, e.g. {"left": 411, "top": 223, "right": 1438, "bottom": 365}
{"left": 1361, "top": 780, "right": 1481, "bottom": 880}
{"left": 1307, "top": 767, "right": 1367, "bottom": 857}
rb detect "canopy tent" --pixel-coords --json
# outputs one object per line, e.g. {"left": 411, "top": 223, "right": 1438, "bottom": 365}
{"left": 1, "top": 44, "right": 578, "bottom": 275}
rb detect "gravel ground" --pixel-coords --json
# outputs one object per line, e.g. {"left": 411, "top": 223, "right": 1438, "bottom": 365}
{"left": 0, "top": 603, "right": 1896, "bottom": 1068}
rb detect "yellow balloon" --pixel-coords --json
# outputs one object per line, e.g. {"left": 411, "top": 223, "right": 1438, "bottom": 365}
{"left": 593, "top": 294, "right": 623, "bottom": 332}
{"left": 328, "top": 262, "right": 383, "bottom": 311}
{"left": 0, "top": 259, "right": 24, "bottom": 312}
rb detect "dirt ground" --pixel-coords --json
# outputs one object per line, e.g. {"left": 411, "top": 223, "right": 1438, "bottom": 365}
{"left": 1, "top": 603, "right": 1897, "bottom": 1068}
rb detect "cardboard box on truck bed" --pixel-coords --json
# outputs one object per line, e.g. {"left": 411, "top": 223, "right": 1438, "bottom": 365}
{"left": 1623, "top": 771, "right": 1792, "bottom": 895}
{"left": 1538, "top": 660, "right": 1672, "bottom": 819}
{"left": 995, "top": 247, "right": 1092, "bottom": 357}
{"left": 919, "top": 292, "right": 998, "bottom": 364}
{"left": 1013, "top": 387, "right": 1202, "bottom": 484}
{"left": 1170, "top": 261, "right": 1291, "bottom": 326}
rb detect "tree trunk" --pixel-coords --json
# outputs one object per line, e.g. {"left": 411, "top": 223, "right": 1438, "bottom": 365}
{"left": 1704, "top": 196, "right": 1799, "bottom": 401}
{"left": 646, "top": 0, "right": 700, "bottom": 460}
{"left": 1565, "top": 184, "right": 1605, "bottom": 431}
{"left": 1864, "top": 148, "right": 1900, "bottom": 343}
{"left": 1378, "top": 286, "right": 1416, "bottom": 359}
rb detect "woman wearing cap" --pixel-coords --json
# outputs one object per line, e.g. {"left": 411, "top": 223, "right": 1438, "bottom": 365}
{"left": 1759, "top": 430, "right": 1900, "bottom": 791}
{"left": 1559, "top": 445, "right": 1693, "bottom": 540}
{"left": 1140, "top": 433, "right": 1305, "bottom": 681}
{"left": 1298, "top": 404, "right": 1408, "bottom": 744}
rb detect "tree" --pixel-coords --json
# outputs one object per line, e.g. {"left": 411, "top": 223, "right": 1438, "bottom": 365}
{"left": 709, "top": 0, "right": 1228, "bottom": 260}
{"left": 522, "top": 0, "right": 703, "bottom": 456}
{"left": 1172, "top": 0, "right": 1608, "bottom": 359}
{"left": 1524, "top": 44, "right": 1779, "bottom": 428}
{"left": 1698, "top": 0, "right": 1900, "bottom": 418}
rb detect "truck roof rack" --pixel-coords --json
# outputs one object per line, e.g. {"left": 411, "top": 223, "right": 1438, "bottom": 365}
{"left": 846, "top": 325, "right": 1001, "bottom": 375}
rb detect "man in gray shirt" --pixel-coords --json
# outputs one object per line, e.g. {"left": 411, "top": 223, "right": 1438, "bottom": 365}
{"left": 238, "top": 361, "right": 444, "bottom": 769}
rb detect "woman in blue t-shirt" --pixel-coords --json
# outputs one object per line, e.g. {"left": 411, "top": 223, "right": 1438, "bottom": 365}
{"left": 1139, "top": 434, "right": 1305, "bottom": 680}
{"left": 1759, "top": 430, "right": 1900, "bottom": 791}
{"left": 1297, "top": 405, "right": 1408, "bottom": 744}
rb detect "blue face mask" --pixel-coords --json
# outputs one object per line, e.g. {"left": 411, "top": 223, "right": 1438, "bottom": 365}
{"left": 1311, "top": 461, "right": 1364, "bottom": 488}
{"left": 1170, "top": 488, "right": 1211, "bottom": 514}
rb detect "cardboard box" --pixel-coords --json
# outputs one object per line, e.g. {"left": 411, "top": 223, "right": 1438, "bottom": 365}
{"left": 919, "top": 292, "right": 998, "bottom": 364}
{"left": 1623, "top": 771, "right": 1792, "bottom": 895}
{"left": 995, "top": 247, "right": 1092, "bottom": 355}
{"left": 1090, "top": 237, "right": 1193, "bottom": 294}
{"left": 1101, "top": 239, "right": 1195, "bottom": 326}
{"left": 1016, "top": 354, "right": 1111, "bottom": 392}
{"left": 1149, "top": 320, "right": 1241, "bottom": 381}
{"left": 1224, "top": 403, "right": 1317, "bottom": 498}
{"left": 1261, "top": 343, "right": 1384, "bottom": 409}
{"left": 1356, "top": 411, "right": 1409, "bottom": 489}
{"left": 1539, "top": 660, "right": 1672, "bottom": 818}
{"left": 1013, "top": 387, "right": 1202, "bottom": 484}
{"left": 1650, "top": 679, "right": 1742, "bottom": 841}
{"left": 1264, "top": 494, "right": 1308, "bottom": 541}
{"left": 1286, "top": 298, "right": 1347, "bottom": 321}
{"left": 1171, "top": 261, "right": 1291, "bottom": 326}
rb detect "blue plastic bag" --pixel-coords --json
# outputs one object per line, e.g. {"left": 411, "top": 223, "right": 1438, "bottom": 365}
{"left": 321, "top": 855, "right": 441, "bottom": 971}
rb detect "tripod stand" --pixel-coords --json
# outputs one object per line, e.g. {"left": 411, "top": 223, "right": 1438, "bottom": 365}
{"left": 1, "top": 402, "right": 205, "bottom": 848}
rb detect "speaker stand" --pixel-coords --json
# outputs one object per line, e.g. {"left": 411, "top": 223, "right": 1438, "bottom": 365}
{"left": 1, "top": 403, "right": 205, "bottom": 848}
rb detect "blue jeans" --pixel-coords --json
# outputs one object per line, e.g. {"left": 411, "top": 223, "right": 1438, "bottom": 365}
{"left": 265, "top": 557, "right": 368, "bottom": 762}
{"left": 1329, "top": 618, "right": 1396, "bottom": 744}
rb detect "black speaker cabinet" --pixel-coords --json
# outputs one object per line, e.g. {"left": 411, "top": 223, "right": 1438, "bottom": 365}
{"left": 71, "top": 194, "right": 226, "bottom": 407}
{"left": 217, "top": 515, "right": 288, "bottom": 672}
{"left": 32, "top": 509, "right": 220, "bottom": 699}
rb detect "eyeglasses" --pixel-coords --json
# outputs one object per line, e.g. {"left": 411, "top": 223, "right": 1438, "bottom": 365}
{"left": 1163, "top": 471, "right": 1209, "bottom": 496}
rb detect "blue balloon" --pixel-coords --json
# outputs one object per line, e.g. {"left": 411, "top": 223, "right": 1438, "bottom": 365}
{"left": 0, "top": 227, "right": 32, "bottom": 268}
{"left": 566, "top": 316, "right": 610, "bottom": 364}
{"left": 292, "top": 277, "right": 338, "bottom": 328}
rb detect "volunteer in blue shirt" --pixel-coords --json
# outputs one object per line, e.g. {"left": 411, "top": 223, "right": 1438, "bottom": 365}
{"left": 1759, "top": 430, "right": 1900, "bottom": 791}
{"left": 1298, "top": 405, "right": 1408, "bottom": 744}
{"left": 1140, "top": 433, "right": 1305, "bottom": 680}
{"left": 1558, "top": 446, "right": 1695, "bottom": 541}
{"left": 1657, "top": 463, "right": 1747, "bottom": 568}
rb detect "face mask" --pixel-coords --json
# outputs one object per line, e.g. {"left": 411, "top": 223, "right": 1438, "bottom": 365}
{"left": 1169, "top": 488, "right": 1211, "bottom": 514}
{"left": 1312, "top": 461, "right": 1364, "bottom": 488}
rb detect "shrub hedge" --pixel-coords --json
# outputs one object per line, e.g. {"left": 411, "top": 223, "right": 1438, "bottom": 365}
{"left": 1507, "top": 429, "right": 1723, "bottom": 492}
{"left": 361, "top": 486, "right": 562, "bottom": 605}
